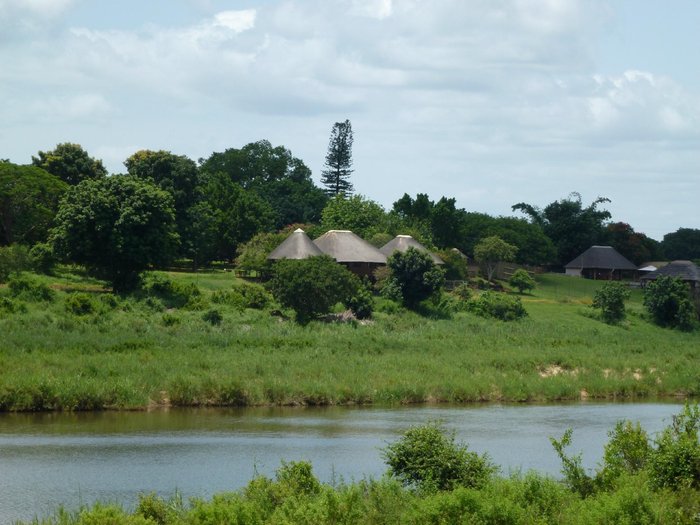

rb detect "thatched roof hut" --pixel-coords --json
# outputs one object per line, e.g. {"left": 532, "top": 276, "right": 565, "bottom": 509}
{"left": 564, "top": 245, "right": 636, "bottom": 279}
{"left": 380, "top": 235, "right": 444, "bottom": 265}
{"left": 313, "top": 230, "right": 387, "bottom": 277}
{"left": 640, "top": 260, "right": 700, "bottom": 284}
{"left": 268, "top": 228, "right": 324, "bottom": 260}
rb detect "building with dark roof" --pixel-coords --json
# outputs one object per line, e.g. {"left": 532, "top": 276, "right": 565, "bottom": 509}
{"left": 564, "top": 245, "right": 637, "bottom": 280}
{"left": 640, "top": 260, "right": 700, "bottom": 286}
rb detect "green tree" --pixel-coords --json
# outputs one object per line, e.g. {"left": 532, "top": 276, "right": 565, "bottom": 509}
{"left": 320, "top": 194, "right": 387, "bottom": 239}
{"left": 50, "top": 175, "right": 179, "bottom": 292}
{"left": 591, "top": 281, "right": 631, "bottom": 324}
{"left": 199, "top": 171, "right": 275, "bottom": 261}
{"left": 32, "top": 143, "right": 107, "bottom": 185}
{"left": 643, "top": 276, "right": 696, "bottom": 331}
{"left": 474, "top": 235, "right": 517, "bottom": 281}
{"left": 124, "top": 150, "right": 200, "bottom": 257}
{"left": 269, "top": 255, "right": 360, "bottom": 323}
{"left": 606, "top": 222, "right": 661, "bottom": 265}
{"left": 320, "top": 119, "right": 354, "bottom": 197}
{"left": 513, "top": 193, "right": 611, "bottom": 266}
{"left": 509, "top": 269, "right": 535, "bottom": 294}
{"left": 0, "top": 162, "right": 68, "bottom": 246}
{"left": 199, "top": 141, "right": 327, "bottom": 228}
{"left": 661, "top": 228, "right": 700, "bottom": 261}
{"left": 382, "top": 422, "right": 496, "bottom": 491}
{"left": 235, "top": 231, "right": 287, "bottom": 277}
{"left": 386, "top": 247, "right": 445, "bottom": 309}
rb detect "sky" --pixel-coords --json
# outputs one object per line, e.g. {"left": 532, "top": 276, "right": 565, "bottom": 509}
{"left": 1, "top": 0, "right": 698, "bottom": 241}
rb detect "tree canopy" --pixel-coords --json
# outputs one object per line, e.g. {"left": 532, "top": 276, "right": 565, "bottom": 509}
{"left": 474, "top": 235, "right": 517, "bottom": 281}
{"left": 386, "top": 247, "right": 445, "bottom": 308}
{"left": 661, "top": 228, "right": 700, "bottom": 261}
{"left": 32, "top": 143, "right": 107, "bottom": 185}
{"left": 513, "top": 193, "right": 611, "bottom": 266}
{"left": 50, "top": 175, "right": 179, "bottom": 292}
{"left": 321, "top": 194, "right": 387, "bottom": 239}
{"left": 0, "top": 162, "right": 68, "bottom": 246}
{"left": 199, "top": 140, "right": 327, "bottom": 228}
{"left": 321, "top": 120, "right": 354, "bottom": 197}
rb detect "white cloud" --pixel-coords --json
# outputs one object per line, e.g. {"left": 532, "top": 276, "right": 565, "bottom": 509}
{"left": 29, "top": 93, "right": 113, "bottom": 120}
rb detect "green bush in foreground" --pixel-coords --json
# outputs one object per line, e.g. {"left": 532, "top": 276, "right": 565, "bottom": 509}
{"left": 382, "top": 421, "right": 497, "bottom": 491}
{"left": 7, "top": 273, "right": 55, "bottom": 302}
{"left": 25, "top": 407, "right": 700, "bottom": 525}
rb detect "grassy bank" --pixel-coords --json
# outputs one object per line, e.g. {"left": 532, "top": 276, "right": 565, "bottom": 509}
{"left": 0, "top": 269, "right": 699, "bottom": 410}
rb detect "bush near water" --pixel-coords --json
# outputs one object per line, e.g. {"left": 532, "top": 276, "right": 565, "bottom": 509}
{"left": 19, "top": 406, "right": 700, "bottom": 525}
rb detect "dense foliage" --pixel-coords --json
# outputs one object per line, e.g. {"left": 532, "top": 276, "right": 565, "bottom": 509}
{"left": 0, "top": 162, "right": 68, "bottom": 246}
{"left": 50, "top": 176, "right": 179, "bottom": 292}
{"left": 473, "top": 235, "right": 517, "bottom": 281}
{"left": 383, "top": 421, "right": 497, "bottom": 491}
{"left": 509, "top": 269, "right": 536, "bottom": 294}
{"left": 269, "top": 255, "right": 362, "bottom": 323}
{"left": 591, "top": 281, "right": 631, "bottom": 324}
{"left": 643, "top": 276, "right": 696, "bottom": 331}
{"left": 31, "top": 143, "right": 107, "bottom": 185}
{"left": 662, "top": 228, "right": 700, "bottom": 261}
{"left": 386, "top": 247, "right": 445, "bottom": 309}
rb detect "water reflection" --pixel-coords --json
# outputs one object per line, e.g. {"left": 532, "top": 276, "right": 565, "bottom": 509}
{"left": 0, "top": 402, "right": 684, "bottom": 523}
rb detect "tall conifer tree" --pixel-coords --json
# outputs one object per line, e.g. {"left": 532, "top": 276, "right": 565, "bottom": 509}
{"left": 321, "top": 119, "right": 354, "bottom": 197}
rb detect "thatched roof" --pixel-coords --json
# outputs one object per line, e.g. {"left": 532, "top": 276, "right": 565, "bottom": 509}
{"left": 313, "top": 230, "right": 387, "bottom": 264}
{"left": 640, "top": 260, "right": 700, "bottom": 282}
{"left": 564, "top": 246, "right": 636, "bottom": 270}
{"left": 380, "top": 235, "right": 444, "bottom": 265}
{"left": 268, "top": 228, "right": 324, "bottom": 260}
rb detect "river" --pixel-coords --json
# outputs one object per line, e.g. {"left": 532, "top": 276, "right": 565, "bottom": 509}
{"left": 0, "top": 402, "right": 685, "bottom": 523}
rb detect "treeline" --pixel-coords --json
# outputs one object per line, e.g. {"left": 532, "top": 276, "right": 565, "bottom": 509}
{"left": 1, "top": 141, "right": 699, "bottom": 282}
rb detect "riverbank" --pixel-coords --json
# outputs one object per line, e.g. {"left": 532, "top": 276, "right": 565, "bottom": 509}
{"left": 13, "top": 403, "right": 700, "bottom": 524}
{"left": 0, "top": 269, "right": 698, "bottom": 411}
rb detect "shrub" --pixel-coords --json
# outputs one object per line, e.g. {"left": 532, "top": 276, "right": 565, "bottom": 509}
{"left": 597, "top": 420, "right": 651, "bottom": 489}
{"left": 644, "top": 276, "right": 696, "bottom": 330}
{"left": 162, "top": 313, "right": 181, "bottom": 326}
{"left": 382, "top": 421, "right": 497, "bottom": 492}
{"left": 467, "top": 291, "right": 527, "bottom": 321}
{"left": 29, "top": 242, "right": 57, "bottom": 274}
{"left": 509, "top": 269, "right": 535, "bottom": 294}
{"left": 550, "top": 428, "right": 595, "bottom": 497}
{"left": 387, "top": 247, "right": 445, "bottom": 309}
{"left": 452, "top": 283, "right": 472, "bottom": 303}
{"left": 648, "top": 404, "right": 700, "bottom": 490}
{"left": 269, "top": 255, "right": 361, "bottom": 324}
{"left": 345, "top": 283, "right": 374, "bottom": 319}
{"left": 591, "top": 281, "right": 631, "bottom": 324}
{"left": 7, "top": 273, "right": 54, "bottom": 302}
{"left": 202, "top": 308, "right": 223, "bottom": 325}
{"left": 64, "top": 292, "right": 96, "bottom": 316}
{"left": 141, "top": 273, "right": 204, "bottom": 310}
{"left": 235, "top": 281, "right": 272, "bottom": 309}
{"left": 0, "top": 296, "right": 27, "bottom": 315}
{"left": 0, "top": 244, "right": 31, "bottom": 282}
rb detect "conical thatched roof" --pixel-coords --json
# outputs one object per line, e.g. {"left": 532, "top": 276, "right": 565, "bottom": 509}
{"left": 380, "top": 235, "right": 444, "bottom": 265}
{"left": 641, "top": 260, "right": 700, "bottom": 282}
{"left": 313, "top": 230, "right": 387, "bottom": 264}
{"left": 268, "top": 228, "right": 324, "bottom": 260}
{"left": 564, "top": 246, "right": 637, "bottom": 270}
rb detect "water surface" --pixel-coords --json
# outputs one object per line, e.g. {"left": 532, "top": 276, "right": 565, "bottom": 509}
{"left": 0, "top": 402, "right": 684, "bottom": 523}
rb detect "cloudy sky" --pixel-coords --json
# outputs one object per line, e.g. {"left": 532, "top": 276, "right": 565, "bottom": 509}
{"left": 1, "top": 0, "right": 698, "bottom": 240}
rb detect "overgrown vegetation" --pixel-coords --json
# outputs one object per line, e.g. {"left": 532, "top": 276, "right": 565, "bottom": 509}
{"left": 644, "top": 276, "right": 697, "bottom": 331}
{"left": 0, "top": 270, "right": 698, "bottom": 411}
{"left": 591, "top": 281, "right": 630, "bottom": 325}
{"left": 18, "top": 407, "right": 700, "bottom": 524}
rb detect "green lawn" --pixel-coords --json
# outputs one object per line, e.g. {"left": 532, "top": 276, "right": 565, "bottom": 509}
{"left": 0, "top": 269, "right": 698, "bottom": 410}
